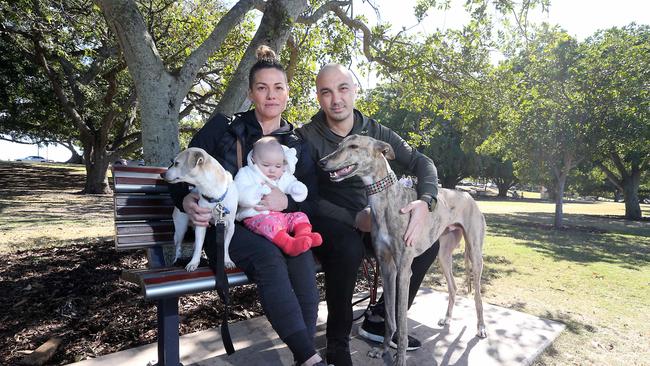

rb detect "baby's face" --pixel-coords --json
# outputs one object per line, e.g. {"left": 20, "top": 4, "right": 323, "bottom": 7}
{"left": 255, "top": 150, "right": 285, "bottom": 180}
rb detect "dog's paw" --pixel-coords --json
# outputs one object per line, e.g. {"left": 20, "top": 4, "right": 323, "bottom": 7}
{"left": 438, "top": 317, "right": 451, "bottom": 327}
{"left": 185, "top": 261, "right": 200, "bottom": 272}
{"left": 367, "top": 347, "right": 384, "bottom": 359}
{"left": 224, "top": 255, "right": 236, "bottom": 269}
{"left": 477, "top": 325, "right": 487, "bottom": 338}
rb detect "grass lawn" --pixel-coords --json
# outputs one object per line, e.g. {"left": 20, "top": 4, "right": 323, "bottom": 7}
{"left": 0, "top": 161, "right": 113, "bottom": 254}
{"left": 423, "top": 200, "right": 650, "bottom": 366}
{"left": 1, "top": 161, "right": 649, "bottom": 365}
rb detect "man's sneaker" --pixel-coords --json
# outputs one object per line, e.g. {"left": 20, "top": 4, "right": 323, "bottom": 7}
{"left": 358, "top": 317, "right": 422, "bottom": 351}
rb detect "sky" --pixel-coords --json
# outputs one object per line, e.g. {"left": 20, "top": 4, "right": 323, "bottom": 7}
{"left": 2, "top": 0, "right": 648, "bottom": 162}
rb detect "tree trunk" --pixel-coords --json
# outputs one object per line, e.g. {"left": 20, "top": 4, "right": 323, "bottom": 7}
{"left": 622, "top": 170, "right": 642, "bottom": 220}
{"left": 214, "top": 0, "right": 309, "bottom": 116}
{"left": 66, "top": 151, "right": 83, "bottom": 164}
{"left": 139, "top": 79, "right": 181, "bottom": 166}
{"left": 553, "top": 174, "right": 566, "bottom": 229}
{"left": 497, "top": 183, "right": 510, "bottom": 197}
{"left": 82, "top": 144, "right": 112, "bottom": 194}
{"left": 596, "top": 154, "right": 644, "bottom": 220}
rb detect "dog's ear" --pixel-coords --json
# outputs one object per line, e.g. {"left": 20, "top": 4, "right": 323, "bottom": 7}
{"left": 189, "top": 150, "right": 204, "bottom": 167}
{"left": 375, "top": 140, "right": 395, "bottom": 160}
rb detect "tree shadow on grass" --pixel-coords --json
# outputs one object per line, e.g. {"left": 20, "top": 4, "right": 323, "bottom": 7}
{"left": 0, "top": 162, "right": 87, "bottom": 196}
{"left": 445, "top": 254, "right": 519, "bottom": 288}
{"left": 485, "top": 213, "right": 650, "bottom": 270}
{"left": 0, "top": 197, "right": 112, "bottom": 224}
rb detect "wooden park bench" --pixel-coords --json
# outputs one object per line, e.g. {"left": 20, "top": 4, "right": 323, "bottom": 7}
{"left": 111, "top": 165, "right": 379, "bottom": 366}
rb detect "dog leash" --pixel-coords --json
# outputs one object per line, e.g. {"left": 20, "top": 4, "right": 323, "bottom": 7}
{"left": 212, "top": 204, "right": 235, "bottom": 355}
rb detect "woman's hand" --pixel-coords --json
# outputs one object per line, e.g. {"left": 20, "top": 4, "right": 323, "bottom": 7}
{"left": 255, "top": 185, "right": 288, "bottom": 212}
{"left": 182, "top": 192, "right": 212, "bottom": 227}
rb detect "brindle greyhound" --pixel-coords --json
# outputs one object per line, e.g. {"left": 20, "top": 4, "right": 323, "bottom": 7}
{"left": 319, "top": 135, "right": 487, "bottom": 366}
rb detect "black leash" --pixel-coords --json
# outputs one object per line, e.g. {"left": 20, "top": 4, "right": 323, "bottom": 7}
{"left": 213, "top": 209, "right": 235, "bottom": 355}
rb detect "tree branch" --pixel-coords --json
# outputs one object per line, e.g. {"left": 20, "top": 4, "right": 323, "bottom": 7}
{"left": 96, "top": 0, "right": 167, "bottom": 89}
{"left": 285, "top": 34, "right": 299, "bottom": 83}
{"left": 296, "top": 1, "right": 351, "bottom": 24}
{"left": 595, "top": 161, "right": 624, "bottom": 191}
{"left": 180, "top": 91, "right": 217, "bottom": 119}
{"left": 32, "top": 36, "right": 93, "bottom": 141}
{"left": 609, "top": 149, "right": 629, "bottom": 178}
{"left": 331, "top": 5, "right": 393, "bottom": 69}
{"left": 177, "top": 0, "right": 258, "bottom": 99}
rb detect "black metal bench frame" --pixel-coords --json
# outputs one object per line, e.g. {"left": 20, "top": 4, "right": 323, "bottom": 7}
{"left": 111, "top": 165, "right": 378, "bottom": 366}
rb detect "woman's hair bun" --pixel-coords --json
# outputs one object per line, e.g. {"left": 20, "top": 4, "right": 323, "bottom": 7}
{"left": 256, "top": 45, "right": 278, "bottom": 63}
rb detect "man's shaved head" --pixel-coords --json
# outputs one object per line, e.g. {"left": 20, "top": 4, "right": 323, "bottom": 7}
{"left": 316, "top": 64, "right": 355, "bottom": 87}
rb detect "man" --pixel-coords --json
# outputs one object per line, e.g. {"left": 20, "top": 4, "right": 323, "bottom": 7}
{"left": 297, "top": 64, "right": 440, "bottom": 366}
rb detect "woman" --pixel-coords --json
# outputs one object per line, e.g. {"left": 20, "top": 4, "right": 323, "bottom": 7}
{"left": 170, "top": 46, "right": 326, "bottom": 366}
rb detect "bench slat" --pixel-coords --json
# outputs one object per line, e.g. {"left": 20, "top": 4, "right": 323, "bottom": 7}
{"left": 115, "top": 206, "right": 175, "bottom": 220}
{"left": 115, "top": 221, "right": 175, "bottom": 235}
{"left": 114, "top": 221, "right": 200, "bottom": 250}
{"left": 112, "top": 167, "right": 169, "bottom": 192}
{"left": 114, "top": 194, "right": 174, "bottom": 207}
{"left": 116, "top": 233, "right": 175, "bottom": 245}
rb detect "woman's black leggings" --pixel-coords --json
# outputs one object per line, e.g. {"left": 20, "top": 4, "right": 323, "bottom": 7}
{"left": 205, "top": 222, "right": 320, "bottom": 364}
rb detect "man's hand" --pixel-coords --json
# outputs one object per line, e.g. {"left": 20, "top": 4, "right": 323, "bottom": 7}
{"left": 255, "top": 185, "right": 288, "bottom": 212}
{"left": 355, "top": 207, "right": 372, "bottom": 232}
{"left": 182, "top": 192, "right": 212, "bottom": 227}
{"left": 400, "top": 200, "right": 429, "bottom": 246}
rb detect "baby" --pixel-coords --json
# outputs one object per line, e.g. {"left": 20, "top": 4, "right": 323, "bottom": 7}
{"left": 234, "top": 137, "right": 322, "bottom": 256}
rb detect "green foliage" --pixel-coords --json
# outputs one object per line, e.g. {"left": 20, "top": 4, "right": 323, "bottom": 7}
{"left": 578, "top": 24, "right": 650, "bottom": 178}
{"left": 0, "top": 0, "right": 128, "bottom": 150}
{"left": 0, "top": 36, "right": 70, "bottom": 143}
{"left": 363, "top": 83, "right": 482, "bottom": 188}
{"left": 488, "top": 25, "right": 594, "bottom": 183}
{"left": 479, "top": 153, "right": 517, "bottom": 196}
{"left": 567, "top": 165, "right": 613, "bottom": 198}
{"left": 173, "top": 1, "right": 255, "bottom": 120}
{"left": 280, "top": 6, "right": 357, "bottom": 124}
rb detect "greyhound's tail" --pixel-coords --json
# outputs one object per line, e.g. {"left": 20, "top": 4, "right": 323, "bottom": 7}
{"left": 464, "top": 235, "right": 473, "bottom": 294}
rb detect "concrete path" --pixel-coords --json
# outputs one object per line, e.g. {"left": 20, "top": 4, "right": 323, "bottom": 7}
{"left": 70, "top": 288, "right": 564, "bottom": 366}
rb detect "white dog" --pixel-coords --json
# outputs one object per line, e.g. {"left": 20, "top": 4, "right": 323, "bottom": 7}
{"left": 162, "top": 147, "right": 238, "bottom": 271}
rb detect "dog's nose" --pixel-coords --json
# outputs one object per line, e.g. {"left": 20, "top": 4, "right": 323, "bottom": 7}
{"left": 318, "top": 159, "right": 327, "bottom": 168}
{"left": 160, "top": 172, "right": 166, "bottom": 179}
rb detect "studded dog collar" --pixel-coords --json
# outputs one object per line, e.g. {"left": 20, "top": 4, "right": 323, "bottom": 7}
{"left": 365, "top": 172, "right": 398, "bottom": 196}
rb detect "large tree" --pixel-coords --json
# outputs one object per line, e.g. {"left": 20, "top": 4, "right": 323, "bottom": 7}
{"left": 1, "top": 0, "right": 251, "bottom": 192}
{"left": 490, "top": 25, "right": 595, "bottom": 228}
{"left": 1, "top": 0, "right": 143, "bottom": 193}
{"left": 578, "top": 24, "right": 650, "bottom": 219}
{"left": 480, "top": 153, "right": 517, "bottom": 197}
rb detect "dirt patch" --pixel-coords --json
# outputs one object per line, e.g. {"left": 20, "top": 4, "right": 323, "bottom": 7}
{"left": 0, "top": 240, "right": 269, "bottom": 365}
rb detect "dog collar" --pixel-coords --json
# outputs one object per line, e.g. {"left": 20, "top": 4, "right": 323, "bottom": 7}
{"left": 202, "top": 189, "right": 230, "bottom": 214}
{"left": 365, "top": 172, "right": 398, "bottom": 196}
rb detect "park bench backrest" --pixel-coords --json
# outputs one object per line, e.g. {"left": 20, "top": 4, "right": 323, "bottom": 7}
{"left": 111, "top": 165, "right": 187, "bottom": 263}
